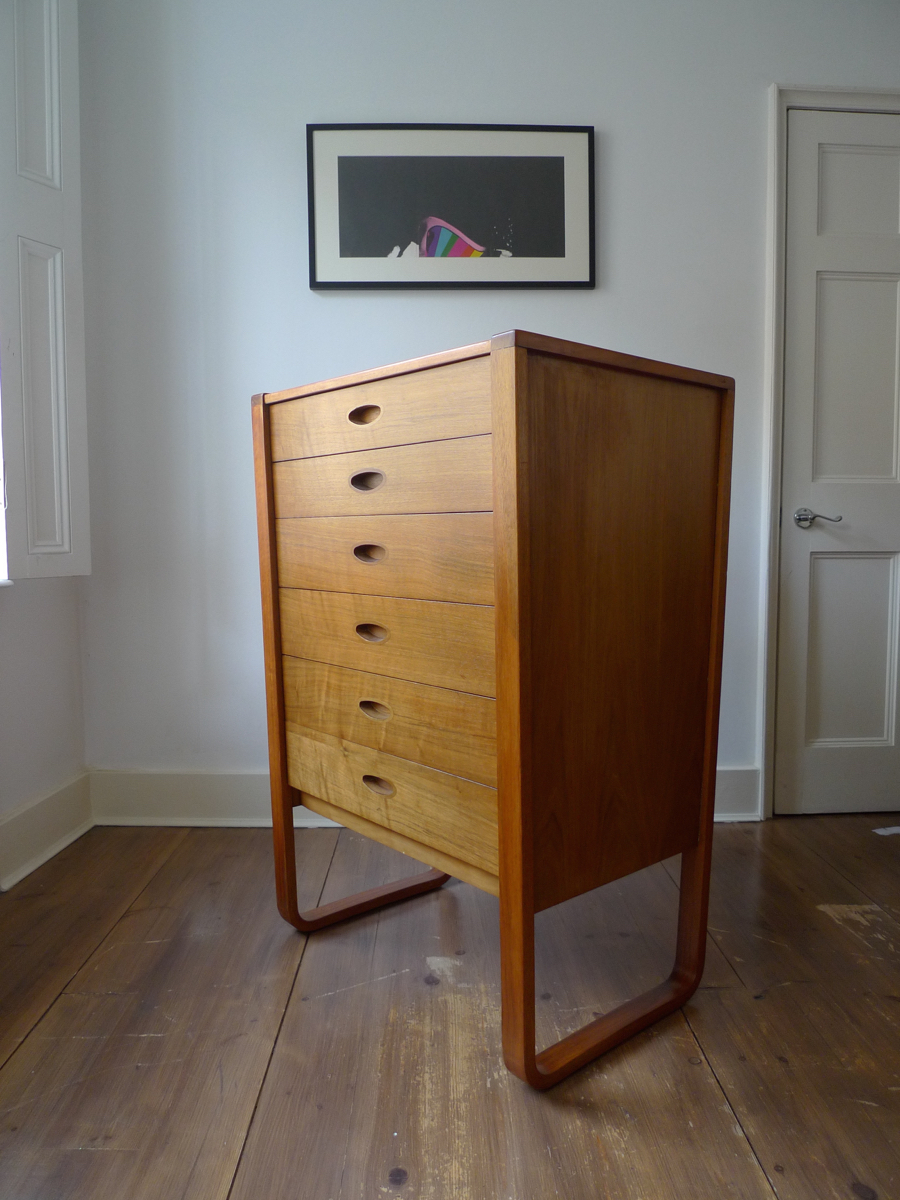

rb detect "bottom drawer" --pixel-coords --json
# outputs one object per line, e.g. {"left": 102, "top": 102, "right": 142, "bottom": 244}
{"left": 286, "top": 728, "right": 499, "bottom": 877}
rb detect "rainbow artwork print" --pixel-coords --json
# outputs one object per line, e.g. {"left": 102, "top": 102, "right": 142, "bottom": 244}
{"left": 419, "top": 216, "right": 485, "bottom": 258}
{"left": 307, "top": 124, "right": 595, "bottom": 288}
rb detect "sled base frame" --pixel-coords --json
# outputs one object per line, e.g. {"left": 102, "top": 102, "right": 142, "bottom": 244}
{"left": 273, "top": 794, "right": 710, "bottom": 1090}
{"left": 500, "top": 841, "right": 711, "bottom": 1090}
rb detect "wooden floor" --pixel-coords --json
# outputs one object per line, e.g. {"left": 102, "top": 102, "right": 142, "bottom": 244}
{"left": 0, "top": 815, "right": 898, "bottom": 1199}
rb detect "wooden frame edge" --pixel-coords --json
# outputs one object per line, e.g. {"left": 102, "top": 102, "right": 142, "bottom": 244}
{"left": 506, "top": 329, "right": 734, "bottom": 391}
{"left": 491, "top": 339, "right": 538, "bottom": 1083}
{"left": 252, "top": 393, "right": 450, "bottom": 931}
{"left": 253, "top": 393, "right": 301, "bottom": 924}
{"left": 264, "top": 341, "right": 492, "bottom": 404}
{"left": 494, "top": 375, "right": 734, "bottom": 1090}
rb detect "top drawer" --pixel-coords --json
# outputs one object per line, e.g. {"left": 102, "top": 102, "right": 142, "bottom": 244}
{"left": 269, "top": 357, "right": 491, "bottom": 461}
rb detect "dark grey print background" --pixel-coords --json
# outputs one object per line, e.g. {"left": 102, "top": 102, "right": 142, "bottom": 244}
{"left": 337, "top": 156, "right": 566, "bottom": 258}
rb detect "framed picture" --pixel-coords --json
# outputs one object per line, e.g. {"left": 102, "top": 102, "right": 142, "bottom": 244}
{"left": 307, "top": 124, "right": 595, "bottom": 289}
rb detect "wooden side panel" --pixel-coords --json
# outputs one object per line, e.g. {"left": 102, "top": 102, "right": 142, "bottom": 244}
{"left": 279, "top": 588, "right": 496, "bottom": 696}
{"left": 523, "top": 354, "right": 730, "bottom": 911}
{"left": 269, "top": 356, "right": 491, "bottom": 460}
{"left": 283, "top": 657, "right": 497, "bottom": 786}
{"left": 286, "top": 728, "right": 499, "bottom": 876}
{"left": 272, "top": 435, "right": 493, "bottom": 518}
{"left": 276, "top": 512, "right": 494, "bottom": 604}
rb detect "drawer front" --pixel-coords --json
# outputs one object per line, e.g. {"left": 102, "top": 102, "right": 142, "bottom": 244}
{"left": 284, "top": 657, "right": 497, "bottom": 787}
{"left": 280, "top": 589, "right": 496, "bottom": 696}
{"left": 276, "top": 512, "right": 494, "bottom": 605}
{"left": 272, "top": 435, "right": 492, "bottom": 519}
{"left": 269, "top": 356, "right": 491, "bottom": 461}
{"left": 287, "top": 728, "right": 499, "bottom": 877}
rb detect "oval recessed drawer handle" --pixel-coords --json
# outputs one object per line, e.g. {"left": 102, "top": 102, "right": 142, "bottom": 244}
{"left": 363, "top": 774, "right": 395, "bottom": 796}
{"left": 348, "top": 404, "right": 382, "bottom": 426}
{"left": 359, "top": 699, "right": 392, "bottom": 721}
{"left": 350, "top": 469, "right": 385, "bottom": 492}
{"left": 353, "top": 543, "right": 386, "bottom": 563}
{"left": 355, "top": 622, "right": 388, "bottom": 643}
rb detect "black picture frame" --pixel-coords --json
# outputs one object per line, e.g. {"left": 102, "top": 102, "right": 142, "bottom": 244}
{"left": 307, "top": 123, "right": 595, "bottom": 289}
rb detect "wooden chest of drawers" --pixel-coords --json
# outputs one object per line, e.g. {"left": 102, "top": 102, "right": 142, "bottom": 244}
{"left": 253, "top": 329, "right": 734, "bottom": 1087}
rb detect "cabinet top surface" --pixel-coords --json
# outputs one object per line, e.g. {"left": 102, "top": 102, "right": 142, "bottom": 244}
{"left": 258, "top": 329, "right": 734, "bottom": 406}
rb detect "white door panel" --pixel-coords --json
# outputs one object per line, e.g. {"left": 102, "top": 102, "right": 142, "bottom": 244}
{"left": 0, "top": 0, "right": 90, "bottom": 578}
{"left": 776, "top": 109, "right": 900, "bottom": 813}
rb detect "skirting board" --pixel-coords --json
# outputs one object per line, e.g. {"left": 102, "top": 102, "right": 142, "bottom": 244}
{"left": 1, "top": 767, "right": 760, "bottom": 890}
{"left": 714, "top": 767, "right": 762, "bottom": 822}
{"left": 0, "top": 774, "right": 93, "bottom": 891}
{"left": 90, "top": 771, "right": 339, "bottom": 829}
{"left": 91, "top": 768, "right": 762, "bottom": 826}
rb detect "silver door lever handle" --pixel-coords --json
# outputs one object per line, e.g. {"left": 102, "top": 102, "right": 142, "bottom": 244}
{"left": 793, "top": 507, "right": 843, "bottom": 529}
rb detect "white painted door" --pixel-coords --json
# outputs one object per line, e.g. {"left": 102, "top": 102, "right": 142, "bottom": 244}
{"left": 775, "top": 108, "right": 900, "bottom": 814}
{"left": 0, "top": 0, "right": 90, "bottom": 578}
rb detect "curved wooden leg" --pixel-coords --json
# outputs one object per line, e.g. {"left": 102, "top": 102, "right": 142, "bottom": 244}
{"left": 295, "top": 866, "right": 451, "bottom": 932}
{"left": 254, "top": 397, "right": 450, "bottom": 935}
{"left": 273, "top": 782, "right": 449, "bottom": 932}
{"left": 501, "top": 841, "right": 712, "bottom": 1090}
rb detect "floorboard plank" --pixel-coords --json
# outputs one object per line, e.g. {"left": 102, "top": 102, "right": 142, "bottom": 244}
{"left": 777, "top": 813, "right": 900, "bottom": 922}
{"left": 0, "top": 827, "right": 338, "bottom": 1200}
{"left": 685, "top": 983, "right": 900, "bottom": 1200}
{"left": 678, "top": 821, "right": 900, "bottom": 1200}
{"left": 232, "top": 832, "right": 772, "bottom": 1200}
{"left": 700, "top": 824, "right": 900, "bottom": 999}
{"left": 0, "top": 827, "right": 188, "bottom": 1069}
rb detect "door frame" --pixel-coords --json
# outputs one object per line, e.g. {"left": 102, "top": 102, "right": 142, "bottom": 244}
{"left": 762, "top": 86, "right": 900, "bottom": 818}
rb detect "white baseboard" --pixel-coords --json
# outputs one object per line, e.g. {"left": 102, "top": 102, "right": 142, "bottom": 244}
{"left": 713, "top": 767, "right": 761, "bottom": 822}
{"left": 91, "top": 768, "right": 762, "bottom": 825}
{"left": 0, "top": 774, "right": 93, "bottom": 890}
{"left": 1, "top": 765, "right": 760, "bottom": 891}
{"left": 90, "top": 771, "right": 338, "bottom": 829}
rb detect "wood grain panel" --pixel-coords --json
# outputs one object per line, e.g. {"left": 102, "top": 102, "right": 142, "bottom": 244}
{"left": 287, "top": 728, "right": 499, "bottom": 876}
{"left": 279, "top": 588, "right": 496, "bottom": 696}
{"left": 275, "top": 512, "right": 494, "bottom": 604}
{"left": 283, "top": 657, "right": 497, "bottom": 786}
{"left": 0, "top": 827, "right": 187, "bottom": 1070}
{"left": 272, "top": 435, "right": 492, "bottom": 518}
{"left": 522, "top": 352, "right": 728, "bottom": 911}
{"left": 269, "top": 356, "right": 491, "bottom": 460}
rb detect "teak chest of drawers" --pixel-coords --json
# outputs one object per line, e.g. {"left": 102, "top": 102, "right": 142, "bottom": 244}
{"left": 253, "top": 329, "right": 734, "bottom": 1088}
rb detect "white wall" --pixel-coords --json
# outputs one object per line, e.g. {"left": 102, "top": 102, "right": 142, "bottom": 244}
{"left": 0, "top": 578, "right": 84, "bottom": 816}
{"left": 77, "top": 0, "right": 900, "bottom": 780}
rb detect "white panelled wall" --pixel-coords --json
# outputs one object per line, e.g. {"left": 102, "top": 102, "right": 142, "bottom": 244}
{"left": 2, "top": 0, "right": 900, "bottom": 885}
